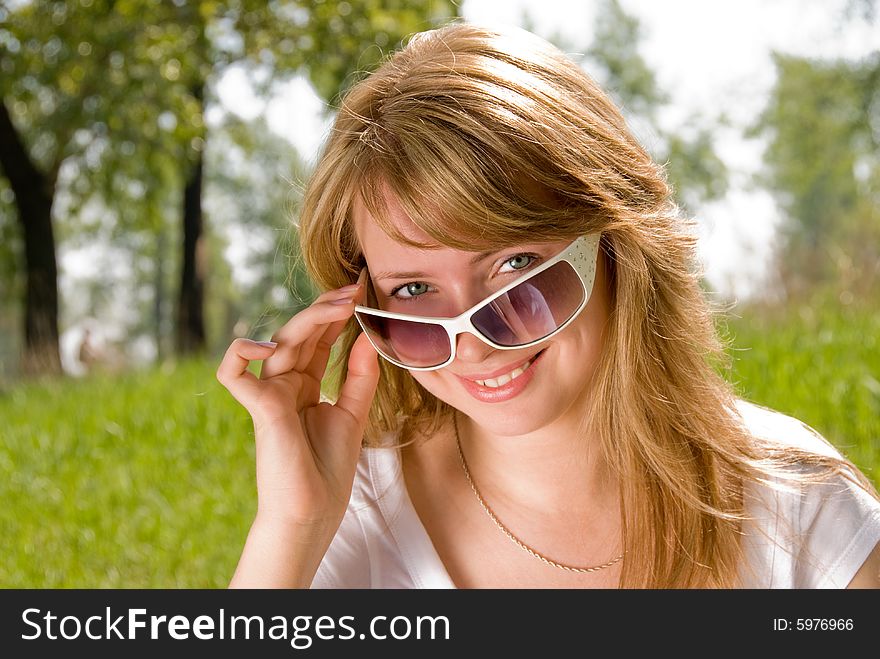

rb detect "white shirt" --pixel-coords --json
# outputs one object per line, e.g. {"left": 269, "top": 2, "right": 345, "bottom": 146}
{"left": 311, "top": 400, "right": 880, "bottom": 588}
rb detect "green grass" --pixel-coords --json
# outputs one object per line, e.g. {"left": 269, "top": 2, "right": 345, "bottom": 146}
{"left": 723, "top": 300, "right": 880, "bottom": 489}
{"left": 0, "top": 361, "right": 257, "bottom": 588}
{"left": 1, "top": 301, "right": 878, "bottom": 587}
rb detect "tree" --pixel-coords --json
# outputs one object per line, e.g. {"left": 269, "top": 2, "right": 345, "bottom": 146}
{"left": 203, "top": 114, "right": 313, "bottom": 352}
{"left": 0, "top": 1, "right": 166, "bottom": 374}
{"left": 581, "top": 0, "right": 729, "bottom": 213}
{"left": 752, "top": 52, "right": 880, "bottom": 301}
{"left": 0, "top": 0, "right": 458, "bottom": 373}
{"left": 585, "top": 0, "right": 667, "bottom": 122}
{"left": 165, "top": 0, "right": 459, "bottom": 355}
{"left": 0, "top": 174, "right": 20, "bottom": 377}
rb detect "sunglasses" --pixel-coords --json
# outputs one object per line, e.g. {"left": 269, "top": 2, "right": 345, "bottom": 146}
{"left": 353, "top": 233, "right": 601, "bottom": 371}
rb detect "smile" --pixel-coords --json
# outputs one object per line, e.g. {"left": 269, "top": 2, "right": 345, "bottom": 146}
{"left": 455, "top": 349, "right": 548, "bottom": 403}
{"left": 474, "top": 357, "right": 536, "bottom": 388}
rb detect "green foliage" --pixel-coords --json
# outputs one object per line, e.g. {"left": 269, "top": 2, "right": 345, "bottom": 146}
{"left": 751, "top": 52, "right": 880, "bottom": 300}
{"left": 0, "top": 176, "right": 20, "bottom": 295}
{"left": 576, "top": 0, "right": 728, "bottom": 212}
{"left": 232, "top": 0, "right": 459, "bottom": 105}
{"left": 664, "top": 126, "right": 729, "bottom": 214}
{"left": 203, "top": 114, "right": 315, "bottom": 349}
{"left": 586, "top": 0, "right": 667, "bottom": 121}
{"left": 0, "top": 0, "right": 459, "bottom": 368}
{"left": 0, "top": 0, "right": 199, "bottom": 207}
{"left": 0, "top": 0, "right": 460, "bottom": 196}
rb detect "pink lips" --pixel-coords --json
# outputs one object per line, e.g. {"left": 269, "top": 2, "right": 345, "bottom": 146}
{"left": 455, "top": 354, "right": 536, "bottom": 381}
{"left": 454, "top": 349, "right": 546, "bottom": 403}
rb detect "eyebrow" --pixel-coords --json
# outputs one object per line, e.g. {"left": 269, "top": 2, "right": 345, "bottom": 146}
{"left": 371, "top": 249, "right": 498, "bottom": 281}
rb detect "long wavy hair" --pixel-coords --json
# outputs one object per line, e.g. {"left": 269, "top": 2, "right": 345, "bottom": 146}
{"left": 296, "top": 22, "right": 876, "bottom": 587}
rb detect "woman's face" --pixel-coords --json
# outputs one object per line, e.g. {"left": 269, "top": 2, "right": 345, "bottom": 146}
{"left": 353, "top": 191, "right": 612, "bottom": 438}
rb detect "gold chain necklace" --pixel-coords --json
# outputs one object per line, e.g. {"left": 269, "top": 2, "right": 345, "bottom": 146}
{"left": 453, "top": 413, "right": 625, "bottom": 574}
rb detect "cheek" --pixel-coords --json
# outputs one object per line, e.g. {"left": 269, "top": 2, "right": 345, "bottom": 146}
{"left": 567, "top": 326, "right": 604, "bottom": 384}
{"left": 409, "top": 370, "right": 445, "bottom": 396}
{"left": 408, "top": 368, "right": 472, "bottom": 410}
{"left": 552, "top": 299, "right": 610, "bottom": 385}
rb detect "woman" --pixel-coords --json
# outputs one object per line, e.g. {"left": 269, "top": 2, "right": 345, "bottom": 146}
{"left": 217, "top": 23, "right": 880, "bottom": 588}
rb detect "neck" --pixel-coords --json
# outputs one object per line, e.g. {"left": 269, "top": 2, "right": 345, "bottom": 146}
{"left": 453, "top": 403, "right": 616, "bottom": 518}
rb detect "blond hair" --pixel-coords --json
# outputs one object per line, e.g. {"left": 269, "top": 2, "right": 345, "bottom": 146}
{"left": 297, "top": 22, "right": 876, "bottom": 587}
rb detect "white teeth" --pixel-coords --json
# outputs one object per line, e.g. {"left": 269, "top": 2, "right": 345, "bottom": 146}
{"left": 474, "top": 359, "right": 533, "bottom": 388}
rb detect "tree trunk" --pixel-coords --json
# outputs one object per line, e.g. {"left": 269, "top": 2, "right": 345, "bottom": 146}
{"left": 154, "top": 226, "right": 167, "bottom": 362}
{"left": 0, "top": 100, "right": 62, "bottom": 376}
{"left": 175, "top": 92, "right": 207, "bottom": 356}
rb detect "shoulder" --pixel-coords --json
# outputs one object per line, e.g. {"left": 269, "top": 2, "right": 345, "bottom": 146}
{"left": 733, "top": 399, "right": 880, "bottom": 587}
{"left": 733, "top": 398, "right": 841, "bottom": 458}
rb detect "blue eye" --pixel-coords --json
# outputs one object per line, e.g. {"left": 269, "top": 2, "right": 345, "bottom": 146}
{"left": 392, "top": 282, "right": 430, "bottom": 299}
{"left": 500, "top": 254, "right": 537, "bottom": 273}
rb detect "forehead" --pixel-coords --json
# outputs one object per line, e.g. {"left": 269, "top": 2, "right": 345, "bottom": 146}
{"left": 351, "top": 179, "right": 577, "bottom": 272}
{"left": 353, "top": 190, "right": 448, "bottom": 264}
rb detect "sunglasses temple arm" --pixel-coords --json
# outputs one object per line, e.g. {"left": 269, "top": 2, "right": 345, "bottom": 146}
{"left": 357, "top": 267, "right": 369, "bottom": 287}
{"left": 354, "top": 267, "right": 373, "bottom": 307}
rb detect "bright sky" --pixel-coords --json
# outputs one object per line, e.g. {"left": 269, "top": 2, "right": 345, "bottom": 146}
{"left": 214, "top": 0, "right": 879, "bottom": 301}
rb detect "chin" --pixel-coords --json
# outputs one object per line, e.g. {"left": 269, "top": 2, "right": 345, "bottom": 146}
{"left": 468, "top": 409, "right": 560, "bottom": 438}
{"left": 428, "top": 379, "right": 576, "bottom": 437}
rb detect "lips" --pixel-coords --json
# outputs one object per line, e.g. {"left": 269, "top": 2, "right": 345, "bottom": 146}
{"left": 454, "top": 349, "right": 547, "bottom": 403}
{"left": 456, "top": 350, "right": 543, "bottom": 382}
{"left": 473, "top": 357, "right": 535, "bottom": 388}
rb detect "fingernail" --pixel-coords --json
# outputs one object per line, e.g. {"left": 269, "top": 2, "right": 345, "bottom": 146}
{"left": 338, "top": 284, "right": 361, "bottom": 293}
{"left": 330, "top": 297, "right": 354, "bottom": 305}
{"left": 255, "top": 340, "right": 277, "bottom": 348}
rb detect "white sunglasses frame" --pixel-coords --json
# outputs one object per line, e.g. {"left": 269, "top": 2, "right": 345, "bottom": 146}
{"left": 353, "top": 233, "right": 601, "bottom": 371}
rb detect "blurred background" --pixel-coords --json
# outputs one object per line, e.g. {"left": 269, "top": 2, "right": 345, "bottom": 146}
{"left": 1, "top": 0, "right": 878, "bottom": 586}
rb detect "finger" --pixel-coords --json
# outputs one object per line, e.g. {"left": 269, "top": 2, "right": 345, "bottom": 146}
{"left": 291, "top": 324, "right": 340, "bottom": 410}
{"left": 260, "top": 295, "right": 359, "bottom": 380}
{"left": 289, "top": 320, "right": 349, "bottom": 412}
{"left": 314, "top": 282, "right": 362, "bottom": 303}
{"left": 267, "top": 284, "right": 360, "bottom": 346}
{"left": 334, "top": 331, "right": 380, "bottom": 429}
{"left": 294, "top": 309, "right": 345, "bottom": 373}
{"left": 308, "top": 276, "right": 369, "bottom": 395}
{"left": 216, "top": 338, "right": 277, "bottom": 408}
{"left": 296, "top": 278, "right": 368, "bottom": 375}
{"left": 293, "top": 330, "right": 323, "bottom": 375}
{"left": 217, "top": 338, "right": 277, "bottom": 383}
{"left": 299, "top": 313, "right": 353, "bottom": 376}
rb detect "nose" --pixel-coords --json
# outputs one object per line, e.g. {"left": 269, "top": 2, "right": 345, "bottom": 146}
{"left": 453, "top": 331, "right": 496, "bottom": 364}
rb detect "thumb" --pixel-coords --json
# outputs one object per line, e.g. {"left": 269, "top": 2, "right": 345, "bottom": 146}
{"left": 335, "top": 331, "right": 380, "bottom": 428}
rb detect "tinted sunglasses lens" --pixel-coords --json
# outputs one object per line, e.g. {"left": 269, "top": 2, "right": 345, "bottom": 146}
{"left": 356, "top": 312, "right": 451, "bottom": 368}
{"left": 471, "top": 261, "right": 585, "bottom": 347}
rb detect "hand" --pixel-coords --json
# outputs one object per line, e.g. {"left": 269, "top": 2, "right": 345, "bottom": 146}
{"left": 217, "top": 281, "right": 379, "bottom": 538}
